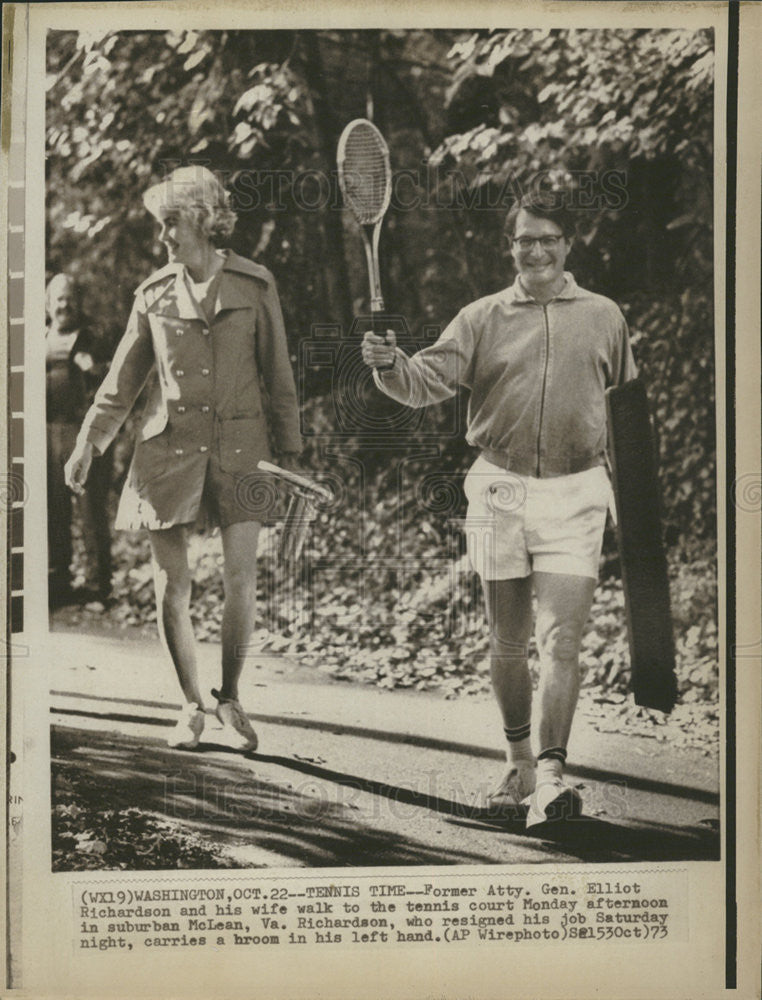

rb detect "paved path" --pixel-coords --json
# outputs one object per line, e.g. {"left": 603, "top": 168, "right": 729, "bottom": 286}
{"left": 49, "top": 628, "right": 719, "bottom": 868}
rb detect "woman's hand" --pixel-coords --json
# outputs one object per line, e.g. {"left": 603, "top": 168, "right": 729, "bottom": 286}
{"left": 361, "top": 330, "right": 396, "bottom": 371}
{"left": 64, "top": 440, "right": 95, "bottom": 496}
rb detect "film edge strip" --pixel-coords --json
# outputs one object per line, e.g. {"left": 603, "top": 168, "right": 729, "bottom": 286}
{"left": 4, "top": 5, "right": 28, "bottom": 638}
{"left": 4, "top": 8, "right": 29, "bottom": 990}
{"left": 7, "top": 140, "right": 25, "bottom": 634}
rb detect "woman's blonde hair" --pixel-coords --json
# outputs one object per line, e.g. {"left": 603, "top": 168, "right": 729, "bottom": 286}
{"left": 143, "top": 166, "right": 237, "bottom": 243}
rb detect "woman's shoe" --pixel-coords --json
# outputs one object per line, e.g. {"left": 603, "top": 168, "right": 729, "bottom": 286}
{"left": 167, "top": 703, "right": 205, "bottom": 749}
{"left": 211, "top": 690, "right": 258, "bottom": 751}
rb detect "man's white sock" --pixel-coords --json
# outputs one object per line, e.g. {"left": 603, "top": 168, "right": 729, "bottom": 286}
{"left": 537, "top": 747, "right": 566, "bottom": 783}
{"left": 504, "top": 723, "right": 534, "bottom": 766}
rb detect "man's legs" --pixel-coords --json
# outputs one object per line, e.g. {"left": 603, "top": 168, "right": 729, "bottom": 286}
{"left": 79, "top": 453, "right": 113, "bottom": 599}
{"left": 528, "top": 570, "right": 597, "bottom": 824}
{"left": 533, "top": 571, "right": 596, "bottom": 750}
{"left": 47, "top": 423, "right": 75, "bottom": 603}
{"left": 483, "top": 577, "right": 533, "bottom": 730}
{"left": 483, "top": 576, "right": 535, "bottom": 805}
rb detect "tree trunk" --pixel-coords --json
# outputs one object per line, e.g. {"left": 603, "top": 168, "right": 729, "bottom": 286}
{"left": 297, "top": 32, "right": 354, "bottom": 331}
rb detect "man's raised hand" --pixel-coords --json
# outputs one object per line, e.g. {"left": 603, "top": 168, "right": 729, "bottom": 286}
{"left": 361, "top": 329, "right": 397, "bottom": 372}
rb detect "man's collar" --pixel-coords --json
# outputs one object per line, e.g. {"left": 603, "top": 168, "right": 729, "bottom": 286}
{"left": 507, "top": 272, "right": 579, "bottom": 303}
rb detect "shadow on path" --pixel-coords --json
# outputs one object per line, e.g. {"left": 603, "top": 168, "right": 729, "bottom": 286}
{"left": 52, "top": 716, "right": 718, "bottom": 870}
{"left": 52, "top": 726, "right": 498, "bottom": 869}
{"left": 256, "top": 753, "right": 719, "bottom": 863}
{"left": 51, "top": 696, "right": 719, "bottom": 807}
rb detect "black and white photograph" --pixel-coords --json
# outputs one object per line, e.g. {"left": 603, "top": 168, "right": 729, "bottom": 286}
{"left": 45, "top": 20, "right": 720, "bottom": 869}
{"left": 3, "top": 2, "right": 760, "bottom": 998}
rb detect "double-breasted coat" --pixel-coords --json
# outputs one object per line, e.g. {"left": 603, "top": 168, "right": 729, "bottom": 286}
{"left": 78, "top": 251, "right": 302, "bottom": 530}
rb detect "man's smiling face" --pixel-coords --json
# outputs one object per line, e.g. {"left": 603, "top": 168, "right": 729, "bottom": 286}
{"left": 48, "top": 277, "right": 80, "bottom": 331}
{"left": 510, "top": 208, "right": 572, "bottom": 294}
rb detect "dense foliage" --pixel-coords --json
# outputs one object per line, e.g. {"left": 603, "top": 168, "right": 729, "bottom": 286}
{"left": 49, "top": 28, "right": 718, "bottom": 720}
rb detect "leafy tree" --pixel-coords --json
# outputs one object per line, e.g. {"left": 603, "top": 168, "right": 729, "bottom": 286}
{"left": 47, "top": 27, "right": 717, "bottom": 547}
{"left": 50, "top": 28, "right": 719, "bottom": 715}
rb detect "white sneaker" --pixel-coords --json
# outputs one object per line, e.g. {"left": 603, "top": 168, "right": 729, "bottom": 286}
{"left": 486, "top": 761, "right": 536, "bottom": 811}
{"left": 526, "top": 778, "right": 583, "bottom": 828}
{"left": 212, "top": 690, "right": 258, "bottom": 751}
{"left": 167, "top": 703, "right": 205, "bottom": 749}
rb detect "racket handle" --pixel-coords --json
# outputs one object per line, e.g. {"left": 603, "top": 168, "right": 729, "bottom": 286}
{"left": 369, "top": 312, "right": 395, "bottom": 370}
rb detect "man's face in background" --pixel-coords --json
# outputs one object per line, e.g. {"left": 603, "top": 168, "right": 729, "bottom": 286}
{"left": 47, "top": 277, "right": 81, "bottom": 332}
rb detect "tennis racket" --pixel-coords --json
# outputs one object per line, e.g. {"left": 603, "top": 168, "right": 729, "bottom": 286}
{"left": 337, "top": 118, "right": 392, "bottom": 338}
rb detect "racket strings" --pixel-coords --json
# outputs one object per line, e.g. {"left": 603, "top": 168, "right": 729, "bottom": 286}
{"left": 339, "top": 123, "right": 390, "bottom": 224}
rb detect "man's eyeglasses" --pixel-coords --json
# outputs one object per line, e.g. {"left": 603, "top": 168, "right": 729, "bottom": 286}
{"left": 512, "top": 236, "right": 564, "bottom": 251}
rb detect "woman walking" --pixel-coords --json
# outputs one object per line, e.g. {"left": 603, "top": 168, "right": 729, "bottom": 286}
{"left": 65, "top": 166, "right": 302, "bottom": 750}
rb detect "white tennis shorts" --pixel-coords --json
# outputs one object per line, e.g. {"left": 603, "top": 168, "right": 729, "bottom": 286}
{"left": 463, "top": 455, "right": 612, "bottom": 580}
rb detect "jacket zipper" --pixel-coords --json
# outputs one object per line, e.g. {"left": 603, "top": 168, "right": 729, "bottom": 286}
{"left": 536, "top": 304, "right": 550, "bottom": 477}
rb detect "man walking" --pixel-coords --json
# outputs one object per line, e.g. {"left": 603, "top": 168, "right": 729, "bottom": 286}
{"left": 362, "top": 192, "right": 636, "bottom": 827}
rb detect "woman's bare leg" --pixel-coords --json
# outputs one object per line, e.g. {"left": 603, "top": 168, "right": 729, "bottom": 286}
{"left": 148, "top": 525, "right": 203, "bottom": 708}
{"left": 218, "top": 520, "right": 261, "bottom": 701}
